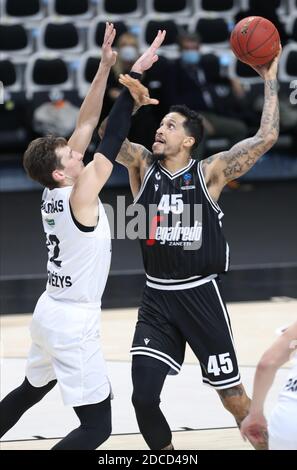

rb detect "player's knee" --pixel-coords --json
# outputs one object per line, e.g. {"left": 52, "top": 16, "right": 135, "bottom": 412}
{"left": 22, "top": 377, "right": 57, "bottom": 404}
{"left": 132, "top": 390, "right": 160, "bottom": 414}
{"left": 77, "top": 397, "right": 112, "bottom": 447}
{"left": 91, "top": 401, "right": 112, "bottom": 445}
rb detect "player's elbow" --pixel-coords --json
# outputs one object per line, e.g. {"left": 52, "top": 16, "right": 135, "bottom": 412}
{"left": 257, "top": 132, "right": 278, "bottom": 152}
{"left": 94, "top": 153, "right": 113, "bottom": 175}
{"left": 266, "top": 132, "right": 278, "bottom": 147}
{"left": 76, "top": 122, "right": 96, "bottom": 136}
{"left": 258, "top": 353, "right": 279, "bottom": 372}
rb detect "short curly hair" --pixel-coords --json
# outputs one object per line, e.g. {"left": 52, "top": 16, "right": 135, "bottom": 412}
{"left": 169, "top": 104, "right": 204, "bottom": 150}
{"left": 23, "top": 135, "right": 67, "bottom": 189}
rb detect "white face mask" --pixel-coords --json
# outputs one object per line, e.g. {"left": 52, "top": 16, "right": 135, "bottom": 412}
{"left": 119, "top": 45, "right": 138, "bottom": 62}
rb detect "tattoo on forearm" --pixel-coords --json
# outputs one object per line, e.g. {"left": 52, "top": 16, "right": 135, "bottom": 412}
{"left": 116, "top": 140, "right": 153, "bottom": 168}
{"left": 272, "top": 100, "right": 280, "bottom": 133}
{"left": 261, "top": 79, "right": 279, "bottom": 136}
{"left": 204, "top": 79, "right": 279, "bottom": 183}
{"left": 220, "top": 135, "right": 267, "bottom": 180}
{"left": 117, "top": 140, "right": 136, "bottom": 164}
{"left": 265, "top": 79, "right": 278, "bottom": 96}
{"left": 218, "top": 385, "right": 244, "bottom": 399}
{"left": 141, "top": 147, "right": 154, "bottom": 166}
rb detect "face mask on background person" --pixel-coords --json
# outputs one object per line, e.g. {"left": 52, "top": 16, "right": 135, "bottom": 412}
{"left": 119, "top": 46, "right": 138, "bottom": 62}
{"left": 181, "top": 50, "right": 201, "bottom": 65}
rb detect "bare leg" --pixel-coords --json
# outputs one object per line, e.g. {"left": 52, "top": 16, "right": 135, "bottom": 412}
{"left": 217, "top": 384, "right": 268, "bottom": 450}
{"left": 162, "top": 443, "right": 174, "bottom": 450}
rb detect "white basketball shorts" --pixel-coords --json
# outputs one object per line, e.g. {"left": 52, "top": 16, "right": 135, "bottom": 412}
{"left": 26, "top": 292, "right": 111, "bottom": 407}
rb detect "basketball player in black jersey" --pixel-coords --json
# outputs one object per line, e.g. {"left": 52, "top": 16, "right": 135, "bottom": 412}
{"left": 101, "top": 48, "right": 281, "bottom": 450}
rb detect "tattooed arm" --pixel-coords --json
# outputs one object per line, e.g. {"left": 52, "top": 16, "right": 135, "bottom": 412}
{"left": 117, "top": 140, "right": 154, "bottom": 197}
{"left": 116, "top": 139, "right": 153, "bottom": 169}
{"left": 99, "top": 118, "right": 154, "bottom": 196}
{"left": 68, "top": 23, "right": 116, "bottom": 154}
{"left": 202, "top": 48, "right": 281, "bottom": 201}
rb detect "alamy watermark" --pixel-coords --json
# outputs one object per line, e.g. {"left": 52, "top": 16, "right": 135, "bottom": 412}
{"left": 289, "top": 80, "right": 297, "bottom": 105}
{"left": 102, "top": 198, "right": 203, "bottom": 252}
{"left": 0, "top": 81, "right": 4, "bottom": 104}
{"left": 42, "top": 196, "right": 203, "bottom": 251}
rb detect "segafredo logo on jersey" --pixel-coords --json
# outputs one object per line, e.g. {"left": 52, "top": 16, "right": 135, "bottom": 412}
{"left": 101, "top": 197, "right": 203, "bottom": 250}
{"left": 145, "top": 198, "right": 203, "bottom": 250}
{"left": 149, "top": 219, "right": 202, "bottom": 246}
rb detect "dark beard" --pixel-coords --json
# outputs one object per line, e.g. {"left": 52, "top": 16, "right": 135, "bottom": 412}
{"left": 152, "top": 152, "right": 166, "bottom": 161}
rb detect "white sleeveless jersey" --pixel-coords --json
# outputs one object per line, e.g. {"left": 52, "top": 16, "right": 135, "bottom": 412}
{"left": 279, "top": 353, "right": 297, "bottom": 402}
{"left": 41, "top": 186, "right": 111, "bottom": 305}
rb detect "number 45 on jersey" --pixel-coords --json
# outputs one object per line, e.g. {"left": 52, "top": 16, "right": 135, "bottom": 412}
{"left": 158, "top": 194, "right": 184, "bottom": 214}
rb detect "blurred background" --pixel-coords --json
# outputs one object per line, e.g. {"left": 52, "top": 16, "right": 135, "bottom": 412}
{"left": 0, "top": 0, "right": 296, "bottom": 313}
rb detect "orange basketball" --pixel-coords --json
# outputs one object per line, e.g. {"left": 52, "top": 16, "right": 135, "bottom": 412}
{"left": 230, "top": 16, "right": 280, "bottom": 66}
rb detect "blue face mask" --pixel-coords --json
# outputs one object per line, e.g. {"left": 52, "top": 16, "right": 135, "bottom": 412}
{"left": 181, "top": 50, "right": 201, "bottom": 65}
{"left": 119, "top": 46, "right": 138, "bottom": 62}
{"left": 220, "top": 54, "right": 231, "bottom": 67}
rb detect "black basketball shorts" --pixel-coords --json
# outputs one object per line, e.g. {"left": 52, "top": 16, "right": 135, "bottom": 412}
{"left": 131, "top": 277, "right": 241, "bottom": 389}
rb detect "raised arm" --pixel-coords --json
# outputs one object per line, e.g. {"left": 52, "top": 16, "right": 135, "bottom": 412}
{"left": 98, "top": 117, "right": 153, "bottom": 171}
{"left": 70, "top": 31, "right": 166, "bottom": 222}
{"left": 99, "top": 73, "right": 158, "bottom": 173}
{"left": 116, "top": 139, "right": 153, "bottom": 169}
{"left": 240, "top": 320, "right": 297, "bottom": 445}
{"left": 67, "top": 22, "right": 117, "bottom": 154}
{"left": 202, "top": 48, "right": 281, "bottom": 201}
{"left": 98, "top": 118, "right": 153, "bottom": 198}
{"left": 98, "top": 30, "right": 167, "bottom": 195}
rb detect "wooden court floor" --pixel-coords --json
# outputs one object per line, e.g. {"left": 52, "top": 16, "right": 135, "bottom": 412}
{"left": 1, "top": 298, "right": 296, "bottom": 450}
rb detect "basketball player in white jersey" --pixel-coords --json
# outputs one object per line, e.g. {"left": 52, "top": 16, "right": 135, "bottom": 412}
{"left": 0, "top": 26, "right": 165, "bottom": 450}
{"left": 241, "top": 320, "right": 297, "bottom": 450}
{"left": 100, "top": 49, "right": 282, "bottom": 450}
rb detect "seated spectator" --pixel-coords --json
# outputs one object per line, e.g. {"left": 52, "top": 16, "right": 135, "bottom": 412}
{"left": 107, "top": 32, "right": 140, "bottom": 102}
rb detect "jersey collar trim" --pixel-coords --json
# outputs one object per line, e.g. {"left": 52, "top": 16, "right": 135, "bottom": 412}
{"left": 158, "top": 158, "right": 195, "bottom": 179}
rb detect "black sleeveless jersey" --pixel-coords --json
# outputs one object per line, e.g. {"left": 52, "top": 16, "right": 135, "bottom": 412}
{"left": 134, "top": 159, "right": 229, "bottom": 288}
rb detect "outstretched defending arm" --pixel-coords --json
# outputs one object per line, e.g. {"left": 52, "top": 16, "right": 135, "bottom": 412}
{"left": 99, "top": 29, "right": 168, "bottom": 172}
{"left": 67, "top": 22, "right": 117, "bottom": 155}
{"left": 70, "top": 30, "right": 166, "bottom": 218}
{"left": 98, "top": 30, "right": 167, "bottom": 195}
{"left": 240, "top": 321, "right": 297, "bottom": 446}
{"left": 202, "top": 48, "right": 281, "bottom": 201}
